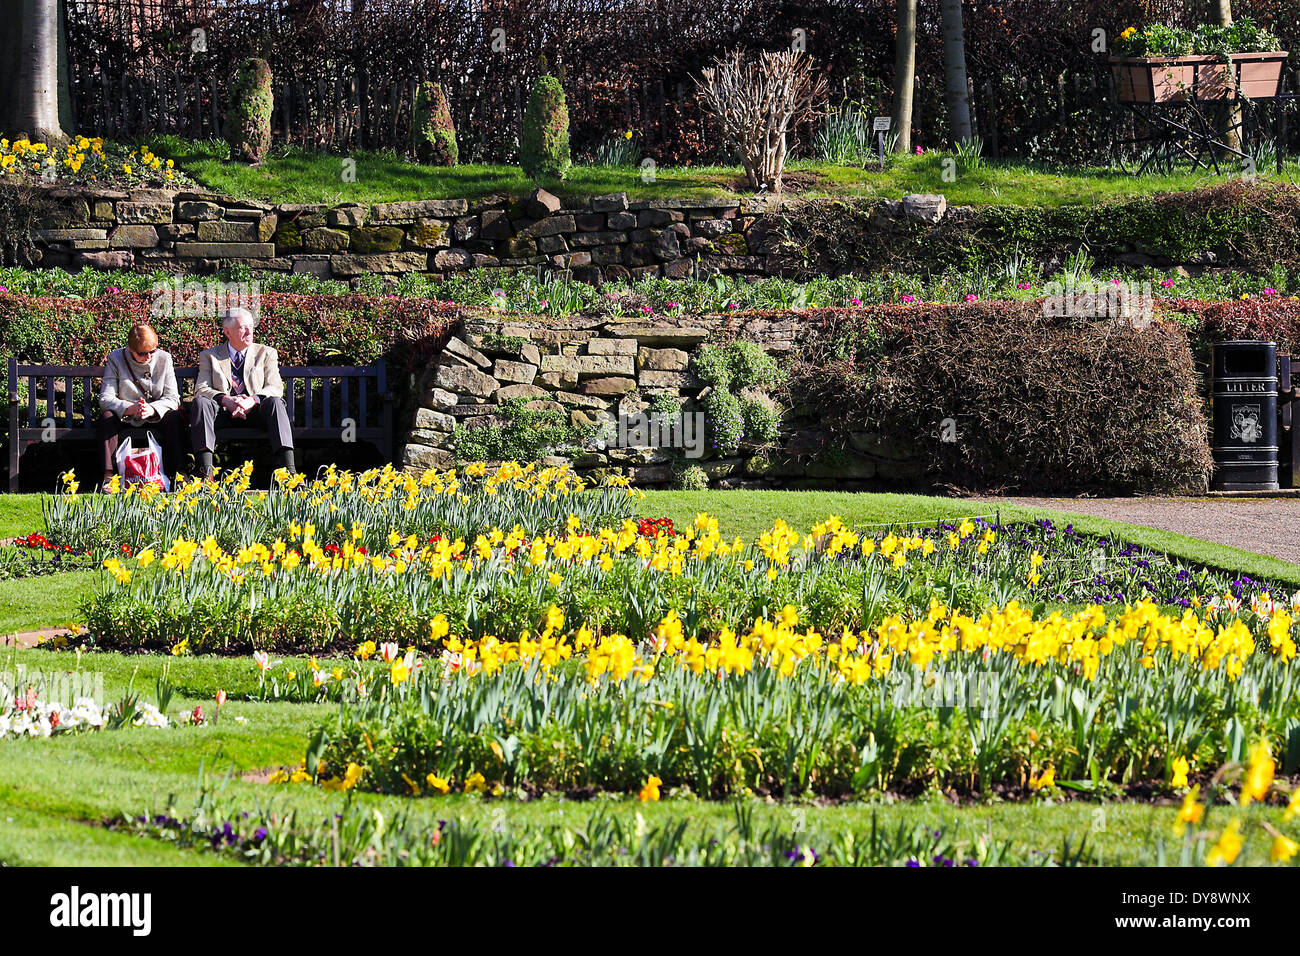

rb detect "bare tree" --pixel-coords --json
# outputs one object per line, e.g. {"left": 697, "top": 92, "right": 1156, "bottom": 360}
{"left": 940, "top": 0, "right": 972, "bottom": 143}
{"left": 1217, "top": 0, "right": 1243, "bottom": 151}
{"left": 696, "top": 50, "right": 829, "bottom": 193}
{"left": 891, "top": 0, "right": 917, "bottom": 153}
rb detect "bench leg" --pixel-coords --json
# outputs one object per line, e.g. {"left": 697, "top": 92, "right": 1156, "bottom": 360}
{"left": 7, "top": 434, "right": 18, "bottom": 494}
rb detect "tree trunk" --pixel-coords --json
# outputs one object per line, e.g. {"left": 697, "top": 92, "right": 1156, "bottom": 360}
{"left": 57, "top": 0, "right": 74, "bottom": 133}
{"left": 12, "top": 0, "right": 67, "bottom": 143}
{"left": 891, "top": 0, "right": 917, "bottom": 153}
{"left": 940, "top": 0, "right": 972, "bottom": 143}
{"left": 1218, "top": 0, "right": 1243, "bottom": 151}
{"left": 0, "top": 14, "right": 21, "bottom": 133}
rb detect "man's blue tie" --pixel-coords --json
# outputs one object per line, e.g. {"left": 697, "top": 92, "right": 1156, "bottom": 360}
{"left": 231, "top": 350, "right": 245, "bottom": 393}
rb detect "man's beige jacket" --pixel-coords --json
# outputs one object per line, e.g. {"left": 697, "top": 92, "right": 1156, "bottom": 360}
{"left": 195, "top": 342, "right": 285, "bottom": 402}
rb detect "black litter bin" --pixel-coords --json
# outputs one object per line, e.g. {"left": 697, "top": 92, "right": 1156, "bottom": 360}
{"left": 1212, "top": 341, "right": 1279, "bottom": 490}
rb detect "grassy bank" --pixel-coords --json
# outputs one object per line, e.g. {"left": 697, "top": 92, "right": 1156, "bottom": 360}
{"left": 144, "top": 135, "right": 1247, "bottom": 208}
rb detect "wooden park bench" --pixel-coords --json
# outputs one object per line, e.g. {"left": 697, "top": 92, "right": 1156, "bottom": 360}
{"left": 6, "top": 357, "right": 393, "bottom": 491}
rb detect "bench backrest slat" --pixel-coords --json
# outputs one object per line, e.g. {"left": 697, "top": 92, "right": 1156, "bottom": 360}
{"left": 8, "top": 362, "right": 390, "bottom": 432}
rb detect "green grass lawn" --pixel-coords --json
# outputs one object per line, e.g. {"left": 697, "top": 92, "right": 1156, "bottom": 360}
{"left": 0, "top": 494, "right": 43, "bottom": 539}
{"left": 144, "top": 135, "right": 1257, "bottom": 208}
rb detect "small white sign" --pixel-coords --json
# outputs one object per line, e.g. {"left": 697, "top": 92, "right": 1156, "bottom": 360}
{"left": 873, "top": 116, "right": 892, "bottom": 132}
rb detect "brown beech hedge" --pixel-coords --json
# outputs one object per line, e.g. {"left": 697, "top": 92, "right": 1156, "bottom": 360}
{"left": 788, "top": 302, "right": 1214, "bottom": 494}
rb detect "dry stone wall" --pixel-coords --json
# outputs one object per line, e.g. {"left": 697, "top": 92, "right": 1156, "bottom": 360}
{"left": 400, "top": 313, "right": 926, "bottom": 489}
{"left": 23, "top": 185, "right": 785, "bottom": 284}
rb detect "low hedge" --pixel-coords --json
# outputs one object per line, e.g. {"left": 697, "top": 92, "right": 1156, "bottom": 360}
{"left": 788, "top": 302, "right": 1213, "bottom": 494}
{"left": 1170, "top": 296, "right": 1300, "bottom": 359}
{"left": 0, "top": 289, "right": 461, "bottom": 374}
{"left": 773, "top": 181, "right": 1300, "bottom": 277}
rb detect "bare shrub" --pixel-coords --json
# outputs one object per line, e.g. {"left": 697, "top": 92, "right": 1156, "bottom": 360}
{"left": 695, "top": 50, "right": 828, "bottom": 193}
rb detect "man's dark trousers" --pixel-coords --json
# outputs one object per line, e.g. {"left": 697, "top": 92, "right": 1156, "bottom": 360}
{"left": 191, "top": 395, "right": 294, "bottom": 454}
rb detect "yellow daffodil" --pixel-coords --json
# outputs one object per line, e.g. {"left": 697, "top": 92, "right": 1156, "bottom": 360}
{"left": 1270, "top": 834, "right": 1298, "bottom": 863}
{"left": 638, "top": 775, "right": 662, "bottom": 802}
{"left": 1206, "top": 819, "right": 1243, "bottom": 866}
{"left": 1171, "top": 756, "right": 1189, "bottom": 788}
{"left": 1240, "top": 742, "right": 1275, "bottom": 806}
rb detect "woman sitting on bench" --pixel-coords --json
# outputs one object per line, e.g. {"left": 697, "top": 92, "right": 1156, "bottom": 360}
{"left": 97, "top": 323, "right": 186, "bottom": 490}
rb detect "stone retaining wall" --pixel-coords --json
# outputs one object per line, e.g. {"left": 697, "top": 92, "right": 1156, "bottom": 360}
{"left": 22, "top": 185, "right": 788, "bottom": 284}
{"left": 400, "top": 314, "right": 925, "bottom": 489}
{"left": 20, "top": 184, "right": 978, "bottom": 286}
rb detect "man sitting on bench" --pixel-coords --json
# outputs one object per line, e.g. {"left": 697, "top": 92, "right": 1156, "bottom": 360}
{"left": 192, "top": 307, "right": 296, "bottom": 478}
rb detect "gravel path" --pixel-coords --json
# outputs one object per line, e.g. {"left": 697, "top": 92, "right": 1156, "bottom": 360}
{"left": 974, "top": 496, "right": 1300, "bottom": 565}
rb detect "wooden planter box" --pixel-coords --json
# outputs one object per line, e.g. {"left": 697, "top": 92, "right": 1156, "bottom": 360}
{"left": 1110, "top": 52, "right": 1288, "bottom": 103}
{"left": 1235, "top": 51, "right": 1289, "bottom": 98}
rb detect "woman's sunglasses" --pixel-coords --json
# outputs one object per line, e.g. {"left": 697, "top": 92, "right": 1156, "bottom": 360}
{"left": 130, "top": 348, "right": 157, "bottom": 360}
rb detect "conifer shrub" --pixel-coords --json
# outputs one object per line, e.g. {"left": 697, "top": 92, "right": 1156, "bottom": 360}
{"left": 412, "top": 81, "right": 459, "bottom": 166}
{"left": 520, "top": 69, "right": 571, "bottom": 180}
{"left": 225, "top": 59, "right": 274, "bottom": 164}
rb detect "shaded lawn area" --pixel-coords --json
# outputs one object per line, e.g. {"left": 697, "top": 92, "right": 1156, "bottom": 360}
{"left": 147, "top": 135, "right": 1247, "bottom": 208}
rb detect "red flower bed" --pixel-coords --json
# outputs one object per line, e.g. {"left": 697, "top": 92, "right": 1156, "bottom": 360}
{"left": 637, "top": 517, "right": 675, "bottom": 537}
